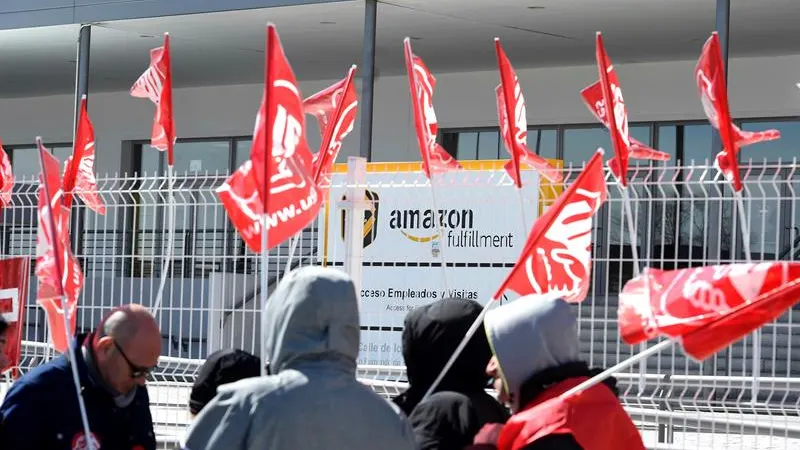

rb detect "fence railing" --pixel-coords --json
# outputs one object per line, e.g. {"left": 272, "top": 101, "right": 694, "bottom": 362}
{"left": 2, "top": 160, "right": 800, "bottom": 449}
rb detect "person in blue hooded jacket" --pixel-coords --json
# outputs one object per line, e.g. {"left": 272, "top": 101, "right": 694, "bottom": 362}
{"left": 0, "top": 304, "right": 161, "bottom": 450}
{"left": 181, "top": 266, "right": 416, "bottom": 450}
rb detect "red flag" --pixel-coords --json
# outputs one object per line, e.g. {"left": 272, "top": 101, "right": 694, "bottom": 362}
{"left": 494, "top": 39, "right": 562, "bottom": 186}
{"left": 619, "top": 262, "right": 800, "bottom": 360}
{"left": 494, "top": 149, "right": 607, "bottom": 303}
{"left": 0, "top": 257, "right": 30, "bottom": 378}
{"left": 303, "top": 65, "right": 359, "bottom": 191}
{"left": 63, "top": 96, "right": 105, "bottom": 215}
{"left": 592, "top": 33, "right": 635, "bottom": 187}
{"left": 695, "top": 33, "right": 780, "bottom": 192}
{"left": 403, "top": 38, "right": 462, "bottom": 179}
{"left": 35, "top": 139, "right": 84, "bottom": 353}
{"left": 219, "top": 24, "right": 322, "bottom": 253}
{"left": 580, "top": 81, "right": 671, "bottom": 163}
{"left": 131, "top": 33, "right": 176, "bottom": 166}
{"left": 0, "top": 138, "right": 13, "bottom": 209}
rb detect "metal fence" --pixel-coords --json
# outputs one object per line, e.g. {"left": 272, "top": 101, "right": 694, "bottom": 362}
{"left": 2, "top": 159, "right": 800, "bottom": 449}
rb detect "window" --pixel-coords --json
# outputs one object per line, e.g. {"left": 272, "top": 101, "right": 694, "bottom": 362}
{"left": 441, "top": 128, "right": 557, "bottom": 161}
{"left": 562, "top": 125, "right": 651, "bottom": 168}
{"left": 656, "top": 123, "right": 713, "bottom": 165}
{"left": 140, "top": 140, "right": 233, "bottom": 176}
{"left": 9, "top": 143, "right": 73, "bottom": 180}
{"left": 740, "top": 120, "right": 800, "bottom": 163}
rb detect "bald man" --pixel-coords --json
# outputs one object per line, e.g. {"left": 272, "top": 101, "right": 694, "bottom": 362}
{"left": 0, "top": 304, "right": 161, "bottom": 450}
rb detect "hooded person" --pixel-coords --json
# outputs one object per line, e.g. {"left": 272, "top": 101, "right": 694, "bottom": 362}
{"left": 180, "top": 266, "right": 416, "bottom": 450}
{"left": 189, "top": 348, "right": 261, "bottom": 417}
{"left": 395, "top": 298, "right": 509, "bottom": 448}
{"left": 469, "top": 296, "right": 645, "bottom": 450}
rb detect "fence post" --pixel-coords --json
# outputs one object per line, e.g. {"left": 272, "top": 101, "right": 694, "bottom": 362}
{"left": 342, "top": 156, "right": 367, "bottom": 293}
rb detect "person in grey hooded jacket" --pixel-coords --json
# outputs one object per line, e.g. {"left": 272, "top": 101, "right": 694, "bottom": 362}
{"left": 180, "top": 266, "right": 417, "bottom": 450}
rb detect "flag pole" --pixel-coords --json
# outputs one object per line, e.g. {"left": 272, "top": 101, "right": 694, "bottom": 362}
{"left": 732, "top": 188, "right": 759, "bottom": 401}
{"left": 260, "top": 24, "right": 274, "bottom": 377}
{"left": 560, "top": 338, "right": 675, "bottom": 400}
{"left": 151, "top": 162, "right": 175, "bottom": 317}
{"left": 37, "top": 137, "right": 95, "bottom": 450}
{"left": 151, "top": 33, "right": 175, "bottom": 320}
{"left": 282, "top": 233, "right": 301, "bottom": 279}
{"left": 619, "top": 184, "right": 650, "bottom": 392}
{"left": 429, "top": 173, "right": 451, "bottom": 293}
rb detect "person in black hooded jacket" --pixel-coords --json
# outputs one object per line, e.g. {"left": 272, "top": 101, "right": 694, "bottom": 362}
{"left": 394, "top": 298, "right": 510, "bottom": 449}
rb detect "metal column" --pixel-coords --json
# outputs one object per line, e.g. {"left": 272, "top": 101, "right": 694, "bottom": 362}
{"left": 358, "top": 0, "right": 377, "bottom": 161}
{"left": 71, "top": 24, "right": 91, "bottom": 255}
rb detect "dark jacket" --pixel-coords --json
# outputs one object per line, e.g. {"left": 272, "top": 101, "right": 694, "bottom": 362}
{"left": 393, "top": 298, "right": 509, "bottom": 447}
{"left": 0, "top": 333, "right": 156, "bottom": 450}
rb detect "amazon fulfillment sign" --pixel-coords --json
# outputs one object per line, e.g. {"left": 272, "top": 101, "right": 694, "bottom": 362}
{"left": 319, "top": 160, "right": 561, "bottom": 366}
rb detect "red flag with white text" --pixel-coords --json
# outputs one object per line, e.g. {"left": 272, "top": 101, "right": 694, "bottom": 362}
{"left": 63, "top": 96, "right": 105, "bottom": 215}
{"left": 494, "top": 149, "right": 607, "bottom": 303}
{"left": 303, "top": 65, "right": 359, "bottom": 192}
{"left": 130, "top": 33, "right": 176, "bottom": 166}
{"left": 404, "top": 38, "right": 462, "bottom": 179}
{"left": 580, "top": 81, "right": 671, "bottom": 163}
{"left": 0, "top": 257, "right": 30, "bottom": 378}
{"left": 494, "top": 39, "right": 562, "bottom": 186}
{"left": 0, "top": 138, "right": 13, "bottom": 209}
{"left": 695, "top": 32, "right": 780, "bottom": 192}
{"left": 592, "top": 33, "right": 641, "bottom": 186}
{"left": 619, "top": 262, "right": 800, "bottom": 360}
{"left": 35, "top": 140, "right": 84, "bottom": 353}
{"left": 219, "top": 24, "right": 321, "bottom": 253}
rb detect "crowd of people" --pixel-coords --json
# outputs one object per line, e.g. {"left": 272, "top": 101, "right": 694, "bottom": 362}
{"left": 0, "top": 266, "right": 645, "bottom": 449}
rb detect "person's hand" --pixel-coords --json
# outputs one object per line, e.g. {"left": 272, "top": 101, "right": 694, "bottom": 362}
{"left": 0, "top": 353, "right": 9, "bottom": 369}
{"left": 473, "top": 423, "right": 504, "bottom": 445}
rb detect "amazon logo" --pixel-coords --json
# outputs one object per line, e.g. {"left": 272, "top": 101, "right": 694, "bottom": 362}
{"left": 389, "top": 208, "right": 474, "bottom": 243}
{"left": 340, "top": 190, "right": 379, "bottom": 248}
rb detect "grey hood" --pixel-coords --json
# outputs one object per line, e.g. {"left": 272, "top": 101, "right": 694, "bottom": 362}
{"left": 264, "top": 266, "right": 360, "bottom": 374}
{"left": 484, "top": 296, "right": 579, "bottom": 411}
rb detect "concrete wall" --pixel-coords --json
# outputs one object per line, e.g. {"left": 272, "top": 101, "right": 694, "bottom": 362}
{"left": 0, "top": 53, "right": 798, "bottom": 176}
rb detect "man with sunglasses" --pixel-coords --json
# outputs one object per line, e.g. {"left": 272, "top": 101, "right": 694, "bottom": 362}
{"left": 0, "top": 304, "right": 161, "bottom": 450}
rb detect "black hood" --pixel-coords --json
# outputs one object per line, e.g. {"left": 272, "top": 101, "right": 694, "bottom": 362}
{"left": 396, "top": 298, "right": 492, "bottom": 414}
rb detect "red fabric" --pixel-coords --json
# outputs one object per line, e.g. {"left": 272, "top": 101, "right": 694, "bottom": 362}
{"left": 35, "top": 142, "right": 84, "bottom": 353}
{"left": 130, "top": 33, "right": 175, "bottom": 166}
{"left": 403, "top": 38, "right": 462, "bottom": 179}
{"left": 218, "top": 24, "right": 322, "bottom": 253}
{"left": 618, "top": 262, "right": 800, "bottom": 360}
{"left": 496, "top": 377, "right": 645, "bottom": 450}
{"left": 494, "top": 39, "right": 562, "bottom": 186}
{"left": 63, "top": 96, "right": 105, "bottom": 215}
{"left": 493, "top": 150, "right": 606, "bottom": 303}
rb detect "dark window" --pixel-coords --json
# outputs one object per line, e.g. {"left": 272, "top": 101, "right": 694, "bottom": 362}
{"left": 739, "top": 120, "right": 800, "bottom": 163}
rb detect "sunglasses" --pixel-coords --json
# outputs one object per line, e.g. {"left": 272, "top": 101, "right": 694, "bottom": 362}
{"left": 113, "top": 340, "right": 158, "bottom": 379}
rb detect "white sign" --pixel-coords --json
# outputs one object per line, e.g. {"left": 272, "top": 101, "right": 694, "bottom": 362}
{"left": 320, "top": 165, "right": 548, "bottom": 366}
{"left": 356, "top": 266, "right": 514, "bottom": 366}
{"left": 323, "top": 169, "right": 539, "bottom": 265}
{"left": 189, "top": 159, "right": 203, "bottom": 172}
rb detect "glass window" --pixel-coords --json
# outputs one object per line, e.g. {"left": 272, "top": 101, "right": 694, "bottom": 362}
{"left": 528, "top": 128, "right": 557, "bottom": 159}
{"left": 656, "top": 126, "right": 677, "bottom": 161}
{"left": 11, "top": 145, "right": 72, "bottom": 180}
{"left": 563, "top": 125, "right": 650, "bottom": 167}
{"left": 234, "top": 139, "right": 253, "bottom": 168}
{"left": 476, "top": 131, "right": 500, "bottom": 160}
{"left": 455, "top": 132, "right": 478, "bottom": 160}
{"left": 656, "top": 124, "right": 713, "bottom": 165}
{"left": 141, "top": 140, "right": 231, "bottom": 176}
{"left": 683, "top": 124, "right": 713, "bottom": 164}
{"left": 740, "top": 120, "right": 800, "bottom": 163}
